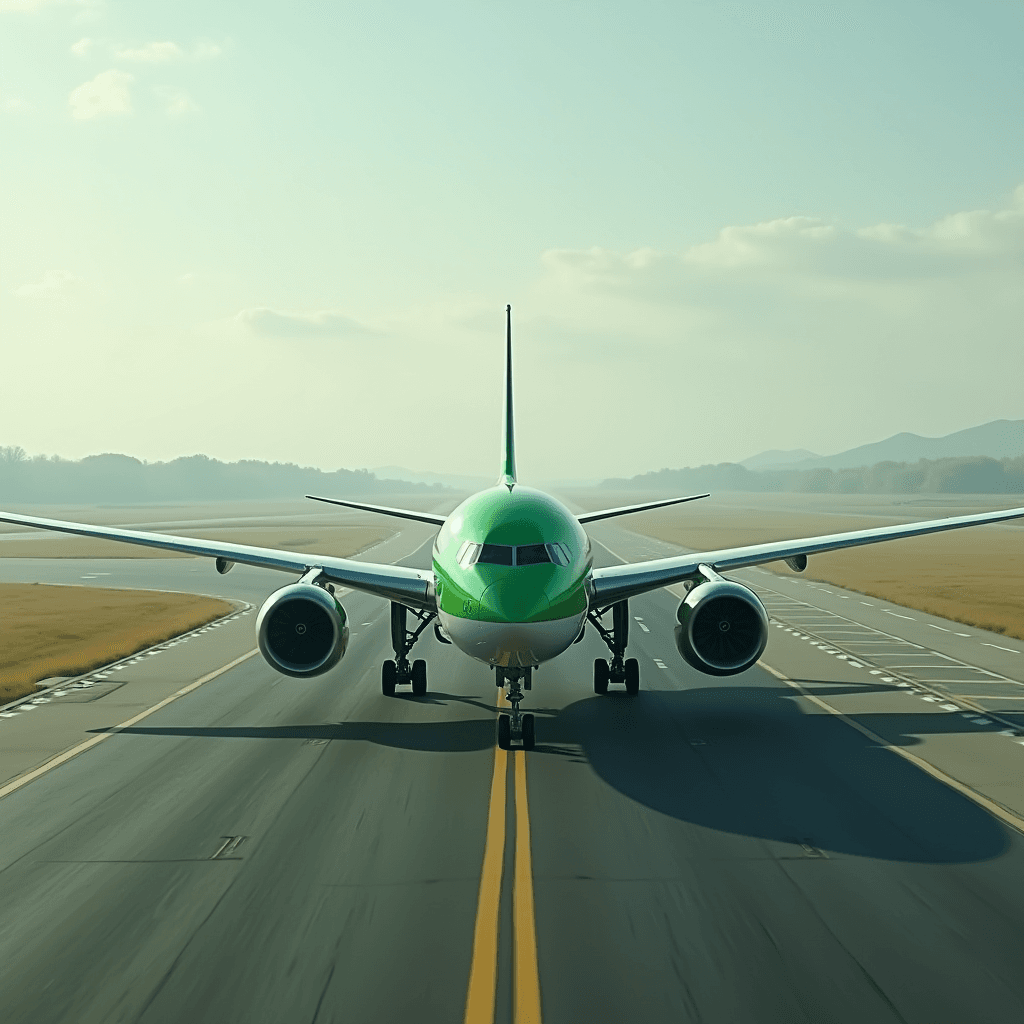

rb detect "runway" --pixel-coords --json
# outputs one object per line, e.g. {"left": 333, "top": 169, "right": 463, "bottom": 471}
{"left": 3, "top": 524, "right": 1024, "bottom": 1022}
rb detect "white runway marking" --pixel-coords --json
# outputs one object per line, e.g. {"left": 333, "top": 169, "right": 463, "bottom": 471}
{"left": 749, "top": 579, "right": 1024, "bottom": 732}
{"left": 982, "top": 644, "right": 1020, "bottom": 654}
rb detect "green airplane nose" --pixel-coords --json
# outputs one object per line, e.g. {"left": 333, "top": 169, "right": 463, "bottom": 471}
{"left": 478, "top": 579, "right": 551, "bottom": 624}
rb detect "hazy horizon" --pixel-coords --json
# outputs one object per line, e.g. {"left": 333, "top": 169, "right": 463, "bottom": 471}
{"left": 3, "top": 2, "right": 1022, "bottom": 480}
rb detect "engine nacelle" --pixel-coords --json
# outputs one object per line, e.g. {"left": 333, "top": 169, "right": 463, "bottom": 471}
{"left": 256, "top": 583, "right": 349, "bottom": 678}
{"left": 675, "top": 579, "right": 768, "bottom": 676}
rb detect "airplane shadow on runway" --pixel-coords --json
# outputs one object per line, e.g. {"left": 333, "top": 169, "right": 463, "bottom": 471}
{"left": 105, "top": 681, "right": 1014, "bottom": 862}
{"left": 545, "top": 682, "right": 1014, "bottom": 864}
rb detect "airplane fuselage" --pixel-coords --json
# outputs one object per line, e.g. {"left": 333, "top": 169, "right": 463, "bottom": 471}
{"left": 432, "top": 485, "right": 592, "bottom": 668}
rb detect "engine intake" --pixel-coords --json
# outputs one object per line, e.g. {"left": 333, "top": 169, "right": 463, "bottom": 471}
{"left": 256, "top": 583, "right": 349, "bottom": 678}
{"left": 675, "top": 579, "right": 768, "bottom": 676}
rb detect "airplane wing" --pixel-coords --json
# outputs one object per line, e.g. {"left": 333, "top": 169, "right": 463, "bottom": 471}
{"left": 576, "top": 494, "right": 709, "bottom": 524}
{"left": 305, "top": 495, "right": 447, "bottom": 526}
{"left": 0, "top": 510, "right": 434, "bottom": 610}
{"left": 589, "top": 504, "right": 1024, "bottom": 607}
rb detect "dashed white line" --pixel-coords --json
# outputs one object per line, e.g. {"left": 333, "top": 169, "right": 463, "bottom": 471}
{"left": 982, "top": 643, "right": 1020, "bottom": 654}
{"left": 929, "top": 624, "right": 951, "bottom": 632}
{"left": 884, "top": 610, "right": 915, "bottom": 621}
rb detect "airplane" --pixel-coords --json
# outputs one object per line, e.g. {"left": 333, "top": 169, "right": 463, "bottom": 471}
{"left": 3, "top": 305, "right": 1024, "bottom": 751}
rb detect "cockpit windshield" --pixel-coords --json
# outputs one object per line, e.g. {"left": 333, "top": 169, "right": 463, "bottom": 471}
{"left": 455, "top": 540, "right": 572, "bottom": 568}
{"left": 477, "top": 543, "right": 514, "bottom": 565}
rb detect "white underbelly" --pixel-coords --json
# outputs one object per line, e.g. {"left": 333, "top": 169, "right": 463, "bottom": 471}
{"left": 438, "top": 610, "right": 585, "bottom": 668}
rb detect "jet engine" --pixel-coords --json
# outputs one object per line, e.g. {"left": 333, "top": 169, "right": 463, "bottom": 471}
{"left": 256, "top": 583, "right": 349, "bottom": 678}
{"left": 675, "top": 577, "right": 768, "bottom": 676}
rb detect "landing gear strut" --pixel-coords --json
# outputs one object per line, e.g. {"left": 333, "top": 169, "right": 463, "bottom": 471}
{"left": 588, "top": 600, "right": 640, "bottom": 695}
{"left": 495, "top": 666, "right": 535, "bottom": 750}
{"left": 381, "top": 603, "right": 435, "bottom": 696}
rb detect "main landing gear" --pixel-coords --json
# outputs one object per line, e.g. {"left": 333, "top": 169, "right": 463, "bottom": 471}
{"left": 495, "top": 666, "right": 535, "bottom": 751}
{"left": 588, "top": 600, "right": 640, "bottom": 696}
{"left": 382, "top": 603, "right": 435, "bottom": 697}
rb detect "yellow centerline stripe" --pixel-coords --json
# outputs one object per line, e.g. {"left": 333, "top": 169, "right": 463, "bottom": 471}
{"left": 0, "top": 648, "right": 259, "bottom": 803}
{"left": 464, "top": 697, "right": 509, "bottom": 1024}
{"left": 513, "top": 750, "right": 543, "bottom": 1024}
{"left": 759, "top": 660, "right": 1024, "bottom": 837}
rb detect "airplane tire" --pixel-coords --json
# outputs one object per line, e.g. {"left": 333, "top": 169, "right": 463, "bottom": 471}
{"left": 382, "top": 660, "right": 397, "bottom": 697}
{"left": 594, "top": 659, "right": 609, "bottom": 695}
{"left": 624, "top": 658, "right": 640, "bottom": 695}
{"left": 411, "top": 659, "right": 427, "bottom": 696}
{"left": 497, "top": 714, "right": 511, "bottom": 750}
{"left": 521, "top": 713, "right": 535, "bottom": 750}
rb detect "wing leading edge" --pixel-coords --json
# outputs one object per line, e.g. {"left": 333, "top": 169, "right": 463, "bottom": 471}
{"left": 589, "top": 504, "right": 1024, "bottom": 607}
{"left": 0, "top": 510, "right": 434, "bottom": 610}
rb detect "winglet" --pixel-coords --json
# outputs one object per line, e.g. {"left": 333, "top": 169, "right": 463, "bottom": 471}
{"left": 499, "top": 304, "right": 517, "bottom": 489}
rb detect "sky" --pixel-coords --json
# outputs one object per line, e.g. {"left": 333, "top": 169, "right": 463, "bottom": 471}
{"left": 2, "top": 0, "right": 1023, "bottom": 483}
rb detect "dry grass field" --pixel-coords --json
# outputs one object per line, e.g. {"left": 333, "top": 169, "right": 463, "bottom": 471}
{"left": 588, "top": 495, "right": 1024, "bottom": 642}
{"left": 1, "top": 584, "right": 234, "bottom": 705}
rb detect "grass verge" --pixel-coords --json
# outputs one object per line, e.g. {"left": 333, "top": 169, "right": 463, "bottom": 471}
{"left": 1, "top": 583, "right": 234, "bottom": 705}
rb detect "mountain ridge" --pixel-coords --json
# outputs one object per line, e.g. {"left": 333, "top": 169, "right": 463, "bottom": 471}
{"left": 744, "top": 420, "right": 1024, "bottom": 472}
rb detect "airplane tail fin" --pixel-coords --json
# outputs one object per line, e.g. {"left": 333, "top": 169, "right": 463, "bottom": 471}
{"left": 499, "top": 304, "right": 517, "bottom": 489}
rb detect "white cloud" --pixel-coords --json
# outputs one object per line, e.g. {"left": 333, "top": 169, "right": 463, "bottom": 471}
{"left": 12, "top": 270, "right": 79, "bottom": 298}
{"left": 542, "top": 189, "right": 1024, "bottom": 304}
{"left": 112, "top": 39, "right": 222, "bottom": 64}
{"left": 69, "top": 68, "right": 132, "bottom": 119}
{"left": 156, "top": 87, "right": 198, "bottom": 117}
{"left": 236, "top": 308, "right": 378, "bottom": 339}
{"left": 69, "top": 35, "right": 92, "bottom": 56}
{"left": 116, "top": 40, "right": 182, "bottom": 63}
{"left": 1, "top": 93, "right": 32, "bottom": 113}
{"left": 0, "top": 0, "right": 101, "bottom": 15}
{"left": 193, "top": 38, "right": 222, "bottom": 60}
{"left": 0, "top": 0, "right": 55, "bottom": 10}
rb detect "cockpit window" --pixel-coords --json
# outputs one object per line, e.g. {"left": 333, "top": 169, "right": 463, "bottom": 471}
{"left": 457, "top": 541, "right": 481, "bottom": 568}
{"left": 476, "top": 543, "right": 514, "bottom": 565}
{"left": 548, "top": 542, "right": 571, "bottom": 566}
{"left": 516, "top": 544, "right": 551, "bottom": 565}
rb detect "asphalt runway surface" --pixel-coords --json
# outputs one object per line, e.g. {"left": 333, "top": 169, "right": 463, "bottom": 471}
{"left": 3, "top": 524, "right": 1024, "bottom": 1022}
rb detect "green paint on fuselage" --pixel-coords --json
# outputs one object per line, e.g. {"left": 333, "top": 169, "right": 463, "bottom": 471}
{"left": 433, "top": 485, "right": 592, "bottom": 623}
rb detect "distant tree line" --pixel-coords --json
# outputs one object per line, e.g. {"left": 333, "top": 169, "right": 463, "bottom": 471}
{"left": 605, "top": 455, "right": 1024, "bottom": 495}
{"left": 0, "top": 447, "right": 447, "bottom": 504}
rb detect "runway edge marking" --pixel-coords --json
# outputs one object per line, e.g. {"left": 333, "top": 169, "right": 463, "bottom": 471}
{"left": 0, "top": 648, "right": 259, "bottom": 804}
{"left": 759, "top": 660, "right": 1024, "bottom": 838}
{"left": 464, "top": 696, "right": 509, "bottom": 1024}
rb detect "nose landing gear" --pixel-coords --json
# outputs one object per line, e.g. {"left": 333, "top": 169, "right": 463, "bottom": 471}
{"left": 589, "top": 600, "right": 641, "bottom": 695}
{"left": 495, "top": 666, "right": 535, "bottom": 750}
{"left": 381, "top": 603, "right": 434, "bottom": 696}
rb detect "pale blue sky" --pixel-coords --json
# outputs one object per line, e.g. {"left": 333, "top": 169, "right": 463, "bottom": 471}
{"left": 3, "top": 1, "right": 1023, "bottom": 481}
